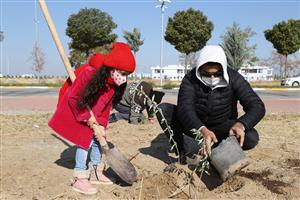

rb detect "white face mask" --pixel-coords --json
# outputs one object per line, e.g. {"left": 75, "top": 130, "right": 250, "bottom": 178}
{"left": 110, "top": 70, "right": 127, "bottom": 86}
{"left": 202, "top": 76, "right": 221, "bottom": 87}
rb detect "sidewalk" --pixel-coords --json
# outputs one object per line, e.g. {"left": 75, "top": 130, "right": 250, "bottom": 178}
{"left": 1, "top": 85, "right": 300, "bottom": 91}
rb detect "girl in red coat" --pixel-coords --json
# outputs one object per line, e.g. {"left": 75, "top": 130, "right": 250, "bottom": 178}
{"left": 48, "top": 42, "right": 136, "bottom": 195}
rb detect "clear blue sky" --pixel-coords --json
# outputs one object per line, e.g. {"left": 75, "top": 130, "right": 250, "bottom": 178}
{"left": 1, "top": 0, "right": 299, "bottom": 76}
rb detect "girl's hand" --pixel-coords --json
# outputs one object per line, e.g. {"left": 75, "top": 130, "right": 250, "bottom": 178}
{"left": 92, "top": 124, "right": 107, "bottom": 142}
{"left": 87, "top": 116, "right": 98, "bottom": 129}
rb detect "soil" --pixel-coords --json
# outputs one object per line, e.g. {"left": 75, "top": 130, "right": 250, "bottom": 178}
{"left": 1, "top": 112, "right": 299, "bottom": 199}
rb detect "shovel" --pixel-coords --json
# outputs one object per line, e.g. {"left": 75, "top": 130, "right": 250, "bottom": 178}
{"left": 92, "top": 125, "right": 137, "bottom": 184}
{"left": 38, "top": 0, "right": 137, "bottom": 184}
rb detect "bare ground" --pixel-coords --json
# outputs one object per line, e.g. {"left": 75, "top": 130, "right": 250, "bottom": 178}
{"left": 0, "top": 112, "right": 299, "bottom": 199}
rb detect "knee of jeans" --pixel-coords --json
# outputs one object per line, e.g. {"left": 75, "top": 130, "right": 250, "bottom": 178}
{"left": 242, "top": 129, "right": 259, "bottom": 150}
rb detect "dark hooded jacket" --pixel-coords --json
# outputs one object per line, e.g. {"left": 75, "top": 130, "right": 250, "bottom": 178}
{"left": 177, "top": 45, "right": 265, "bottom": 132}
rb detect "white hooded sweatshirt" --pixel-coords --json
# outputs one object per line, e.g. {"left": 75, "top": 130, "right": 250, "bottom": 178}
{"left": 195, "top": 45, "right": 229, "bottom": 90}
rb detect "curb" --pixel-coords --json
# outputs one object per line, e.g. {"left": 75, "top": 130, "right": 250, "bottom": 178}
{"left": 253, "top": 88, "right": 300, "bottom": 91}
{"left": 1, "top": 86, "right": 299, "bottom": 91}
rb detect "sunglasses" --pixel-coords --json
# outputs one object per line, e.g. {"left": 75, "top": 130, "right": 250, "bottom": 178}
{"left": 201, "top": 70, "right": 223, "bottom": 78}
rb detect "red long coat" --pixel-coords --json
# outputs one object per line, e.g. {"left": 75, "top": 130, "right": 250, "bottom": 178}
{"left": 57, "top": 53, "right": 105, "bottom": 107}
{"left": 48, "top": 66, "right": 116, "bottom": 150}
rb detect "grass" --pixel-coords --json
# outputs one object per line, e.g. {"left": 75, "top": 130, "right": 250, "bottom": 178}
{"left": 1, "top": 77, "right": 297, "bottom": 89}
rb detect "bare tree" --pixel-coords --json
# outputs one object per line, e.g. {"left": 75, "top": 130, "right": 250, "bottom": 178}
{"left": 179, "top": 52, "right": 199, "bottom": 71}
{"left": 29, "top": 42, "right": 45, "bottom": 81}
{"left": 258, "top": 51, "right": 300, "bottom": 78}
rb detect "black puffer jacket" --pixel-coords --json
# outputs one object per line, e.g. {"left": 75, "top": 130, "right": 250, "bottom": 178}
{"left": 177, "top": 67, "right": 265, "bottom": 132}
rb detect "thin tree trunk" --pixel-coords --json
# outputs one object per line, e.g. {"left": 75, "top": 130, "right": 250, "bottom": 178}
{"left": 86, "top": 50, "right": 90, "bottom": 58}
{"left": 284, "top": 55, "right": 288, "bottom": 78}
{"left": 38, "top": 72, "right": 41, "bottom": 83}
{"left": 185, "top": 53, "right": 188, "bottom": 74}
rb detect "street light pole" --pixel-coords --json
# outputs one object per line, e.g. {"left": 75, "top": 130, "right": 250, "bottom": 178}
{"left": 34, "top": 0, "right": 39, "bottom": 44}
{"left": 156, "top": 0, "right": 171, "bottom": 88}
{"left": 160, "top": 7, "right": 164, "bottom": 88}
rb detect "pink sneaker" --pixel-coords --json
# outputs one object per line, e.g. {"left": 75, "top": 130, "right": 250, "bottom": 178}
{"left": 89, "top": 163, "right": 113, "bottom": 185}
{"left": 72, "top": 170, "right": 98, "bottom": 195}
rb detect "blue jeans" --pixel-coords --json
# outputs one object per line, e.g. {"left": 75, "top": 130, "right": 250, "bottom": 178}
{"left": 74, "top": 137, "right": 102, "bottom": 171}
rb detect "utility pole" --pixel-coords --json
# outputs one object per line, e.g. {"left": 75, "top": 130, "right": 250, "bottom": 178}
{"left": 34, "top": 0, "right": 39, "bottom": 44}
{"left": 156, "top": 0, "right": 171, "bottom": 88}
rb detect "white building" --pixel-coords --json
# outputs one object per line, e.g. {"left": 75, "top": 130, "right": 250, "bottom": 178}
{"left": 151, "top": 65, "right": 185, "bottom": 81}
{"left": 128, "top": 72, "right": 151, "bottom": 79}
{"left": 238, "top": 65, "right": 273, "bottom": 81}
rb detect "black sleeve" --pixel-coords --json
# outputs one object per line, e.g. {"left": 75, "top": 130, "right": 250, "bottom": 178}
{"left": 231, "top": 71, "right": 266, "bottom": 131}
{"left": 177, "top": 73, "right": 205, "bottom": 132}
{"left": 132, "top": 81, "right": 154, "bottom": 119}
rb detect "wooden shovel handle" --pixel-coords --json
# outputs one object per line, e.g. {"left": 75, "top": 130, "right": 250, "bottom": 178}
{"left": 39, "top": 0, "right": 103, "bottom": 140}
{"left": 38, "top": 0, "right": 76, "bottom": 82}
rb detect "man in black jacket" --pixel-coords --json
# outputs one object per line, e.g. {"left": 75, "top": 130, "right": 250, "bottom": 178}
{"left": 158, "top": 45, "right": 265, "bottom": 162}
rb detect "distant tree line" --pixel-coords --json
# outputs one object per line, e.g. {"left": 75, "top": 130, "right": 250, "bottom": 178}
{"left": 62, "top": 7, "right": 300, "bottom": 78}
{"left": 66, "top": 8, "right": 144, "bottom": 69}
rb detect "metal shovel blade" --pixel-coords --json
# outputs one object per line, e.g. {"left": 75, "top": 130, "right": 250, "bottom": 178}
{"left": 104, "top": 147, "right": 137, "bottom": 185}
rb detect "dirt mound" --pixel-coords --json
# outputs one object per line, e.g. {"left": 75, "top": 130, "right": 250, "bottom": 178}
{"left": 1, "top": 112, "right": 300, "bottom": 199}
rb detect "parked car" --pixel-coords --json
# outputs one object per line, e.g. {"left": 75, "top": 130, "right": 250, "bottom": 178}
{"left": 281, "top": 76, "right": 300, "bottom": 87}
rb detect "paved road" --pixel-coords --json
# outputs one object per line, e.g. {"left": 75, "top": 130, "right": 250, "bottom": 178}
{"left": 1, "top": 87, "right": 299, "bottom": 113}
{"left": 0, "top": 87, "right": 58, "bottom": 96}
{"left": 1, "top": 87, "right": 299, "bottom": 99}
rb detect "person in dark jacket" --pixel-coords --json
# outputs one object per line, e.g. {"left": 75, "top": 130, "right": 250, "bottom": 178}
{"left": 158, "top": 45, "right": 265, "bottom": 163}
{"left": 109, "top": 81, "right": 165, "bottom": 124}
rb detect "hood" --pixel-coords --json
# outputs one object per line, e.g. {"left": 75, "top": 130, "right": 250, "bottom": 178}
{"left": 195, "top": 45, "right": 229, "bottom": 89}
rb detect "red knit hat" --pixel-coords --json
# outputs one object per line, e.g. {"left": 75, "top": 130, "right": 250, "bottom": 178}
{"left": 88, "top": 52, "right": 106, "bottom": 68}
{"left": 103, "top": 42, "right": 136, "bottom": 73}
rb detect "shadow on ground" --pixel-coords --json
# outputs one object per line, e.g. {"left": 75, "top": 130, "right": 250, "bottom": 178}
{"left": 139, "top": 133, "right": 176, "bottom": 164}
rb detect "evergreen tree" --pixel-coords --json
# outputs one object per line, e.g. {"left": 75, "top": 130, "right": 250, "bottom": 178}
{"left": 165, "top": 8, "right": 213, "bottom": 73}
{"left": 220, "top": 22, "right": 256, "bottom": 71}
{"left": 264, "top": 19, "right": 300, "bottom": 77}
{"left": 123, "top": 28, "right": 144, "bottom": 56}
{"left": 66, "top": 8, "right": 117, "bottom": 57}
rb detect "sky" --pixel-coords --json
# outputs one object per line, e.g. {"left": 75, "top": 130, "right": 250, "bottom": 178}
{"left": 0, "top": 0, "right": 299, "bottom": 76}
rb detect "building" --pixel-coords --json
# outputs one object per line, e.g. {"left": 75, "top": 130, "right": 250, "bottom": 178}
{"left": 128, "top": 72, "right": 151, "bottom": 79}
{"left": 151, "top": 65, "right": 185, "bottom": 81}
{"left": 238, "top": 65, "right": 273, "bottom": 81}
